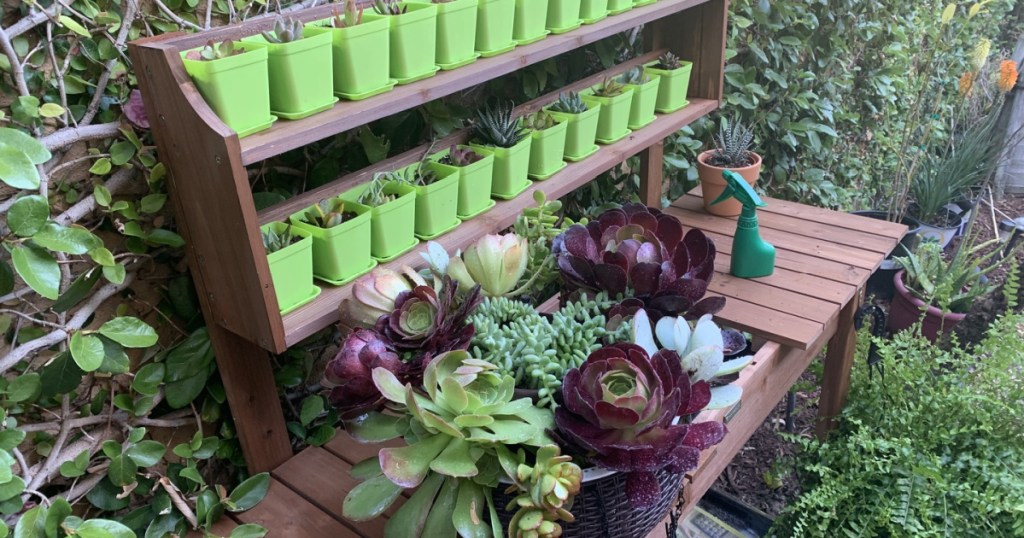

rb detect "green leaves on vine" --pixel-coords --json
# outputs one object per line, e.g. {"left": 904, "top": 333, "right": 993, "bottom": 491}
{"left": 0, "top": 128, "right": 51, "bottom": 189}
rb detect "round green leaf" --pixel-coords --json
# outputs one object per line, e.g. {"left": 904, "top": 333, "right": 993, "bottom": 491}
{"left": 6, "top": 373, "right": 40, "bottom": 403}
{"left": 88, "top": 157, "right": 112, "bottom": 176}
{"left": 76, "top": 519, "right": 135, "bottom": 538}
{"left": 0, "top": 128, "right": 50, "bottom": 164}
{"left": 228, "top": 472, "right": 270, "bottom": 512}
{"left": 109, "top": 141, "right": 135, "bottom": 166}
{"left": 107, "top": 454, "right": 137, "bottom": 486}
{"left": 87, "top": 247, "right": 116, "bottom": 267}
{"left": 98, "top": 317, "right": 158, "bottom": 348}
{"left": 0, "top": 261, "right": 13, "bottom": 296}
{"left": 230, "top": 524, "right": 269, "bottom": 538}
{"left": 125, "top": 440, "right": 165, "bottom": 467}
{"left": 0, "top": 477, "right": 25, "bottom": 502}
{"left": 31, "top": 222, "right": 102, "bottom": 255}
{"left": 102, "top": 264, "right": 125, "bottom": 284}
{"left": 38, "top": 103, "right": 65, "bottom": 118}
{"left": 58, "top": 16, "right": 91, "bottom": 37}
{"left": 7, "top": 195, "right": 49, "bottom": 237}
{"left": 70, "top": 332, "right": 104, "bottom": 372}
{"left": 132, "top": 363, "right": 165, "bottom": 396}
{"left": 0, "top": 147, "right": 40, "bottom": 189}
{"left": 10, "top": 245, "right": 59, "bottom": 300}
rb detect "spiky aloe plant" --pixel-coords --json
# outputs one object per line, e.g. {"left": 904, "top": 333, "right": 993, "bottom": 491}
{"left": 548, "top": 92, "right": 588, "bottom": 114}
{"left": 373, "top": 0, "right": 408, "bottom": 15}
{"left": 331, "top": 0, "right": 363, "bottom": 27}
{"left": 591, "top": 77, "right": 626, "bottom": 98}
{"left": 186, "top": 40, "right": 244, "bottom": 61}
{"left": 472, "top": 102, "right": 529, "bottom": 148}
{"left": 262, "top": 225, "right": 298, "bottom": 254}
{"left": 303, "top": 198, "right": 353, "bottom": 228}
{"left": 261, "top": 16, "right": 305, "bottom": 43}
{"left": 655, "top": 51, "right": 682, "bottom": 70}
{"left": 707, "top": 117, "right": 756, "bottom": 167}
{"left": 438, "top": 145, "right": 484, "bottom": 167}
{"left": 523, "top": 110, "right": 558, "bottom": 131}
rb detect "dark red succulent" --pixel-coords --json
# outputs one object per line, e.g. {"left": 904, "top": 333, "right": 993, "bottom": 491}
{"left": 552, "top": 203, "right": 725, "bottom": 321}
{"left": 376, "top": 276, "right": 483, "bottom": 361}
{"left": 325, "top": 328, "right": 402, "bottom": 419}
{"left": 554, "top": 343, "right": 725, "bottom": 508}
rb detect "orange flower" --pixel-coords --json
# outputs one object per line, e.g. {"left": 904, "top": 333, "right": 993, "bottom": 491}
{"left": 998, "top": 60, "right": 1019, "bottom": 93}
{"left": 959, "top": 71, "right": 975, "bottom": 96}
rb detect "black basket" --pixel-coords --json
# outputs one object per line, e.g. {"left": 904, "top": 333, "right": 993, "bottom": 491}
{"left": 493, "top": 468, "right": 683, "bottom": 538}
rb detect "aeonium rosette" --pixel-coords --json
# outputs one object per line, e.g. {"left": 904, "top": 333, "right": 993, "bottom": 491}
{"left": 554, "top": 343, "right": 726, "bottom": 508}
{"left": 324, "top": 328, "right": 403, "bottom": 419}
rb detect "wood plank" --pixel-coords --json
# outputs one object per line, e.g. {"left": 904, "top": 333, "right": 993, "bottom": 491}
{"left": 639, "top": 141, "right": 664, "bottom": 207}
{"left": 815, "top": 294, "right": 861, "bottom": 437}
{"left": 325, "top": 431, "right": 405, "bottom": 465}
{"left": 711, "top": 252, "right": 857, "bottom": 308}
{"left": 187, "top": 516, "right": 240, "bottom": 537}
{"left": 711, "top": 291, "right": 821, "bottom": 350}
{"left": 234, "top": 478, "right": 362, "bottom": 536}
{"left": 707, "top": 266, "right": 843, "bottom": 325}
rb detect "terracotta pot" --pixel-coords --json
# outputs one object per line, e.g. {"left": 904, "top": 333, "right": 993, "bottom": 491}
{"left": 696, "top": 150, "right": 762, "bottom": 217}
{"left": 887, "top": 270, "right": 967, "bottom": 342}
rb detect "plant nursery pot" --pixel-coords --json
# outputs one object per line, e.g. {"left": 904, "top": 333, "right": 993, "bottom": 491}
{"left": 260, "top": 222, "right": 318, "bottom": 313}
{"left": 181, "top": 45, "right": 275, "bottom": 137}
{"left": 413, "top": 0, "right": 478, "bottom": 68}
{"left": 582, "top": 88, "right": 634, "bottom": 144}
{"left": 546, "top": 0, "right": 582, "bottom": 33}
{"left": 888, "top": 270, "right": 967, "bottom": 342}
{"left": 606, "top": 0, "right": 631, "bottom": 15}
{"left": 288, "top": 200, "right": 375, "bottom": 285}
{"left": 644, "top": 59, "right": 693, "bottom": 113}
{"left": 633, "top": 0, "right": 656, "bottom": 6}
{"left": 849, "top": 210, "right": 921, "bottom": 258}
{"left": 547, "top": 106, "right": 600, "bottom": 161}
{"left": 911, "top": 205, "right": 963, "bottom": 248}
{"left": 527, "top": 120, "right": 568, "bottom": 180}
{"left": 476, "top": 0, "right": 516, "bottom": 56}
{"left": 578, "top": 0, "right": 608, "bottom": 23}
{"left": 339, "top": 181, "right": 418, "bottom": 261}
{"left": 624, "top": 76, "right": 660, "bottom": 130}
{"left": 431, "top": 146, "right": 496, "bottom": 219}
{"left": 240, "top": 32, "right": 336, "bottom": 120}
{"left": 409, "top": 162, "right": 461, "bottom": 239}
{"left": 304, "top": 15, "right": 395, "bottom": 100}
{"left": 513, "top": 0, "right": 550, "bottom": 44}
{"left": 696, "top": 150, "right": 762, "bottom": 217}
{"left": 470, "top": 137, "right": 532, "bottom": 199}
{"left": 387, "top": 3, "right": 439, "bottom": 84}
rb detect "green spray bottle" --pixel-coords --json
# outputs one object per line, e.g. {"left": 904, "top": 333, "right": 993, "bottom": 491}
{"left": 709, "top": 170, "right": 775, "bottom": 278}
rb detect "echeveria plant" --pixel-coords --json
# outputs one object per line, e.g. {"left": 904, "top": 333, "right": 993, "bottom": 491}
{"left": 376, "top": 276, "right": 482, "bottom": 362}
{"left": 324, "top": 328, "right": 402, "bottom": 418}
{"left": 340, "top": 266, "right": 433, "bottom": 329}
{"left": 501, "top": 444, "right": 582, "bottom": 538}
{"left": 422, "top": 233, "right": 532, "bottom": 298}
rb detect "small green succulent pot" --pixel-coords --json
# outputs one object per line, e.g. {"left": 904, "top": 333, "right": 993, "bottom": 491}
{"left": 633, "top": 0, "right": 656, "bottom": 6}
{"left": 527, "top": 120, "right": 568, "bottom": 180}
{"left": 288, "top": 200, "right": 374, "bottom": 285}
{"left": 582, "top": 87, "right": 634, "bottom": 144}
{"left": 240, "top": 32, "right": 336, "bottom": 120}
{"left": 513, "top": 0, "right": 550, "bottom": 45}
{"left": 644, "top": 59, "right": 693, "bottom": 113}
{"left": 304, "top": 15, "right": 395, "bottom": 100}
{"left": 405, "top": 162, "right": 460, "bottom": 239}
{"left": 476, "top": 0, "right": 516, "bottom": 57}
{"left": 546, "top": 105, "right": 600, "bottom": 161}
{"left": 606, "top": 0, "right": 631, "bottom": 15}
{"left": 417, "top": 0, "right": 479, "bottom": 69}
{"left": 181, "top": 44, "right": 275, "bottom": 137}
{"left": 578, "top": 0, "right": 608, "bottom": 24}
{"left": 546, "top": 0, "right": 581, "bottom": 33}
{"left": 340, "top": 181, "right": 418, "bottom": 261}
{"left": 388, "top": 3, "right": 439, "bottom": 84}
{"left": 624, "top": 75, "right": 660, "bottom": 130}
{"left": 261, "top": 222, "right": 317, "bottom": 313}
{"left": 431, "top": 147, "right": 496, "bottom": 219}
{"left": 470, "top": 137, "right": 533, "bottom": 199}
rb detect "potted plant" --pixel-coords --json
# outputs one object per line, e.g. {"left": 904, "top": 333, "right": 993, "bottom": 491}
{"left": 374, "top": 0, "right": 440, "bottom": 84}
{"left": 606, "top": 0, "right": 631, "bottom": 15}
{"left": 260, "top": 222, "right": 318, "bottom": 313}
{"left": 696, "top": 118, "right": 762, "bottom": 217}
{"left": 512, "top": 0, "right": 550, "bottom": 45}
{"left": 524, "top": 110, "right": 568, "bottom": 180}
{"left": 181, "top": 40, "right": 275, "bottom": 137}
{"left": 433, "top": 145, "right": 496, "bottom": 219}
{"left": 619, "top": 67, "right": 660, "bottom": 130}
{"left": 413, "top": 0, "right": 479, "bottom": 69}
{"left": 476, "top": 0, "right": 517, "bottom": 57}
{"left": 545, "top": 0, "right": 581, "bottom": 34}
{"left": 305, "top": 0, "right": 397, "bottom": 100}
{"left": 643, "top": 52, "right": 692, "bottom": 114}
{"left": 632, "top": 0, "right": 655, "bottom": 7}
{"left": 389, "top": 156, "right": 461, "bottom": 240}
{"left": 241, "top": 16, "right": 337, "bottom": 119}
{"left": 469, "top": 102, "right": 532, "bottom": 200}
{"left": 546, "top": 91, "right": 600, "bottom": 162}
{"left": 289, "top": 197, "right": 375, "bottom": 285}
{"left": 578, "top": 0, "right": 608, "bottom": 24}
{"left": 581, "top": 77, "right": 634, "bottom": 144}
{"left": 340, "top": 174, "right": 418, "bottom": 262}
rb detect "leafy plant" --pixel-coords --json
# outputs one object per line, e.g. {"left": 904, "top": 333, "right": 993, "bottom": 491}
{"left": 706, "top": 117, "right": 756, "bottom": 168}
{"left": 376, "top": 276, "right": 483, "bottom": 354}
{"left": 261, "top": 225, "right": 298, "bottom": 254}
{"left": 438, "top": 145, "right": 484, "bottom": 167}
{"left": 261, "top": 15, "right": 305, "bottom": 43}
{"left": 548, "top": 92, "right": 589, "bottom": 114}
{"left": 341, "top": 266, "right": 434, "bottom": 329}
{"left": 331, "top": 0, "right": 364, "bottom": 27}
{"left": 426, "top": 233, "right": 531, "bottom": 297}
{"left": 619, "top": 66, "right": 652, "bottom": 85}
{"left": 523, "top": 110, "right": 559, "bottom": 131}
{"left": 357, "top": 174, "right": 400, "bottom": 206}
{"left": 472, "top": 102, "right": 529, "bottom": 148}
{"left": 591, "top": 77, "right": 626, "bottom": 98}
{"left": 373, "top": 0, "right": 408, "bottom": 15}
{"left": 654, "top": 51, "right": 682, "bottom": 70}
{"left": 302, "top": 198, "right": 355, "bottom": 228}
{"left": 504, "top": 445, "right": 582, "bottom": 538}
{"left": 513, "top": 191, "right": 581, "bottom": 299}
{"left": 186, "top": 40, "right": 244, "bottom": 61}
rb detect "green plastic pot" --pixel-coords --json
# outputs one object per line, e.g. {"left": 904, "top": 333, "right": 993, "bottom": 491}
{"left": 431, "top": 146, "right": 496, "bottom": 219}
{"left": 340, "top": 181, "right": 418, "bottom": 261}
{"left": 578, "top": 0, "right": 608, "bottom": 24}
{"left": 546, "top": 0, "right": 581, "bottom": 33}
{"left": 402, "top": 162, "right": 460, "bottom": 239}
{"left": 240, "top": 32, "right": 336, "bottom": 120}
{"left": 547, "top": 105, "right": 600, "bottom": 160}
{"left": 411, "top": 0, "right": 478, "bottom": 68}
{"left": 181, "top": 45, "right": 274, "bottom": 137}
{"left": 582, "top": 87, "right": 634, "bottom": 143}
{"left": 304, "top": 15, "right": 394, "bottom": 100}
{"left": 606, "top": 0, "right": 631, "bottom": 14}
{"left": 527, "top": 120, "right": 568, "bottom": 179}
{"left": 387, "top": 3, "right": 439, "bottom": 84}
{"left": 624, "top": 75, "right": 660, "bottom": 130}
{"left": 513, "top": 0, "right": 550, "bottom": 44}
{"left": 633, "top": 0, "right": 656, "bottom": 6}
{"left": 261, "top": 222, "right": 316, "bottom": 313}
{"left": 470, "top": 137, "right": 532, "bottom": 199}
{"left": 476, "top": 0, "right": 516, "bottom": 56}
{"left": 288, "top": 200, "right": 374, "bottom": 285}
{"left": 644, "top": 59, "right": 693, "bottom": 113}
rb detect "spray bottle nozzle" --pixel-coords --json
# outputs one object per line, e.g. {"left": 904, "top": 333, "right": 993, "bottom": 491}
{"left": 709, "top": 170, "right": 766, "bottom": 210}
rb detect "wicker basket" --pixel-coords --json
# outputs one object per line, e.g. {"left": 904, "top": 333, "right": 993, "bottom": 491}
{"left": 493, "top": 468, "right": 683, "bottom": 538}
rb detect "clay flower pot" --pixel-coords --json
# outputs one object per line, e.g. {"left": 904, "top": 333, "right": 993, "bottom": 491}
{"left": 696, "top": 150, "right": 762, "bottom": 217}
{"left": 887, "top": 270, "right": 967, "bottom": 342}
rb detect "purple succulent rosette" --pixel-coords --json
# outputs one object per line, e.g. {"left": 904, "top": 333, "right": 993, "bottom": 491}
{"left": 376, "top": 276, "right": 483, "bottom": 362}
{"left": 552, "top": 203, "right": 725, "bottom": 321}
{"left": 554, "top": 343, "right": 726, "bottom": 508}
{"left": 325, "top": 328, "right": 403, "bottom": 419}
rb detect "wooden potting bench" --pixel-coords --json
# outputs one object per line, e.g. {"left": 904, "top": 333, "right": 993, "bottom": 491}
{"left": 129, "top": 0, "right": 906, "bottom": 534}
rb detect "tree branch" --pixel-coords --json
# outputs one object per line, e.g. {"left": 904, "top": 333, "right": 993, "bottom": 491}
{"left": 8, "top": 5, "right": 61, "bottom": 39}
{"left": 0, "top": 24, "right": 29, "bottom": 97}
{"left": 54, "top": 166, "right": 136, "bottom": 226}
{"left": 153, "top": 0, "right": 203, "bottom": 31}
{"left": 42, "top": 122, "right": 122, "bottom": 152}
{"left": 80, "top": 0, "right": 139, "bottom": 126}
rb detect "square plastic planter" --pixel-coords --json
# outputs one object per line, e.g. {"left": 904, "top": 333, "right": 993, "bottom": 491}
{"left": 181, "top": 44, "right": 275, "bottom": 137}
{"left": 528, "top": 120, "right": 568, "bottom": 180}
{"left": 410, "top": 0, "right": 479, "bottom": 69}
{"left": 579, "top": 0, "right": 608, "bottom": 24}
{"left": 470, "top": 137, "right": 532, "bottom": 199}
{"left": 546, "top": 0, "right": 582, "bottom": 33}
{"left": 547, "top": 105, "right": 600, "bottom": 161}
{"left": 387, "top": 3, "right": 440, "bottom": 84}
{"left": 607, "top": 0, "right": 631, "bottom": 15}
{"left": 644, "top": 59, "right": 693, "bottom": 113}
{"left": 431, "top": 146, "right": 496, "bottom": 219}
{"left": 582, "top": 87, "right": 633, "bottom": 144}
{"left": 476, "top": 0, "right": 517, "bottom": 57}
{"left": 340, "top": 181, "right": 418, "bottom": 262}
{"left": 304, "top": 15, "right": 396, "bottom": 100}
{"left": 401, "top": 162, "right": 461, "bottom": 239}
{"left": 241, "top": 32, "right": 337, "bottom": 120}
{"left": 288, "top": 199, "right": 375, "bottom": 286}
{"left": 624, "top": 75, "right": 660, "bottom": 130}
{"left": 261, "top": 222, "right": 319, "bottom": 313}
{"left": 513, "top": 0, "right": 550, "bottom": 45}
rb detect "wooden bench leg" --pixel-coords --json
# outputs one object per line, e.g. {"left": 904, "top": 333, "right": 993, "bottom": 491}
{"left": 815, "top": 291, "right": 861, "bottom": 437}
{"left": 639, "top": 141, "right": 664, "bottom": 207}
